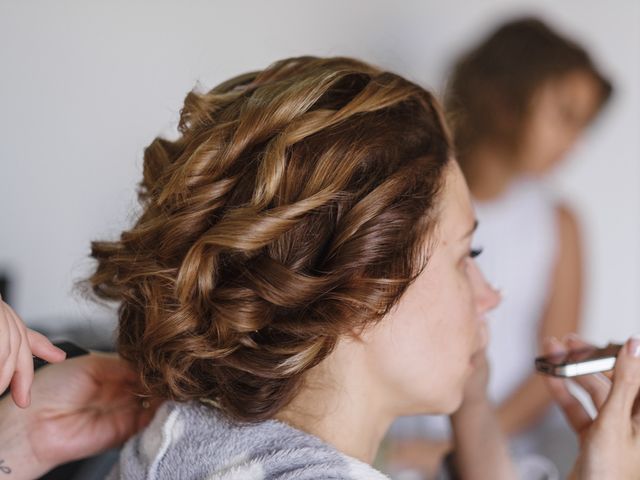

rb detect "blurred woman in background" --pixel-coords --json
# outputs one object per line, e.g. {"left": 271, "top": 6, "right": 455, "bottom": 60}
{"left": 387, "top": 17, "right": 612, "bottom": 478}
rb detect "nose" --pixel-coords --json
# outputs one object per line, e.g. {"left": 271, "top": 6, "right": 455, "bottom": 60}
{"left": 469, "top": 260, "right": 501, "bottom": 315}
{"left": 478, "top": 279, "right": 501, "bottom": 314}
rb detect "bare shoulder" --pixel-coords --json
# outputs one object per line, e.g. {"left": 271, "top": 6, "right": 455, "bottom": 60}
{"left": 555, "top": 204, "right": 581, "bottom": 246}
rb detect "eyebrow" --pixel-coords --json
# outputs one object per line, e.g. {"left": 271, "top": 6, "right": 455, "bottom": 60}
{"left": 460, "top": 220, "right": 478, "bottom": 240}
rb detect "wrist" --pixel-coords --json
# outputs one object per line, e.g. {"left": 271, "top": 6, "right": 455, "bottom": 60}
{"left": 454, "top": 391, "right": 492, "bottom": 417}
{"left": 450, "top": 394, "right": 496, "bottom": 435}
{"left": 0, "top": 400, "right": 50, "bottom": 479}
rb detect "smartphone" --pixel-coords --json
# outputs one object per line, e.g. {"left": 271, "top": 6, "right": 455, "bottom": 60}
{"left": 535, "top": 343, "right": 622, "bottom": 377}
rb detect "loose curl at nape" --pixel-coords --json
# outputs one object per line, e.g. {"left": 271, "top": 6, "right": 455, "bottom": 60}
{"left": 88, "top": 56, "right": 452, "bottom": 422}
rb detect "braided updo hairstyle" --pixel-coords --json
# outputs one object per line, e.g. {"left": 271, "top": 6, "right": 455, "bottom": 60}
{"left": 88, "top": 56, "right": 452, "bottom": 422}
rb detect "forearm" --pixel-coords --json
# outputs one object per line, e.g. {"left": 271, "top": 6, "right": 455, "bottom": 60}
{"left": 450, "top": 397, "right": 516, "bottom": 480}
{"left": 0, "top": 400, "right": 49, "bottom": 480}
{"left": 498, "top": 373, "right": 553, "bottom": 435}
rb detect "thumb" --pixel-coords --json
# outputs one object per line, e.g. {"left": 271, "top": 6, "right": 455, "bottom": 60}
{"left": 601, "top": 334, "right": 640, "bottom": 422}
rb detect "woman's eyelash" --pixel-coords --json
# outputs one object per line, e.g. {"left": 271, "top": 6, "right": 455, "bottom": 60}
{"left": 469, "top": 247, "right": 483, "bottom": 259}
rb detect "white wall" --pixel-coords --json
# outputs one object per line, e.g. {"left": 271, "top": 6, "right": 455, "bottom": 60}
{"left": 1, "top": 0, "right": 638, "bottom": 342}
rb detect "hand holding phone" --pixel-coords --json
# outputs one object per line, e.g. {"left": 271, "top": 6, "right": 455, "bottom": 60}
{"left": 535, "top": 342, "right": 622, "bottom": 377}
{"left": 541, "top": 335, "right": 640, "bottom": 479}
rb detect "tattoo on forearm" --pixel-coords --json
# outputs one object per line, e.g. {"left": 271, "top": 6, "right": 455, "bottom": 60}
{"left": 0, "top": 459, "right": 11, "bottom": 474}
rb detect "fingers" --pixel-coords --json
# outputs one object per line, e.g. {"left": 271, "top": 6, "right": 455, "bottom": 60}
{"left": 542, "top": 337, "right": 592, "bottom": 433}
{"left": 0, "top": 302, "right": 21, "bottom": 396}
{"left": 600, "top": 334, "right": 640, "bottom": 424}
{"left": 572, "top": 372, "right": 611, "bottom": 410}
{"left": 26, "top": 329, "right": 66, "bottom": 363}
{"left": 0, "top": 302, "right": 11, "bottom": 367}
{"left": 10, "top": 321, "right": 34, "bottom": 408}
{"left": 563, "top": 335, "right": 612, "bottom": 409}
{"left": 0, "top": 300, "right": 65, "bottom": 408}
{"left": 564, "top": 333, "right": 592, "bottom": 350}
{"left": 556, "top": 334, "right": 611, "bottom": 411}
{"left": 2, "top": 301, "right": 65, "bottom": 364}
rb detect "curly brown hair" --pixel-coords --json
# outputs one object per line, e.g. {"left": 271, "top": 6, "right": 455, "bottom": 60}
{"left": 88, "top": 56, "right": 452, "bottom": 422}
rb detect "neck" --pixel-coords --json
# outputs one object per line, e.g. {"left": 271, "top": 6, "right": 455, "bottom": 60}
{"left": 275, "top": 338, "right": 394, "bottom": 465}
{"left": 463, "top": 144, "right": 518, "bottom": 201}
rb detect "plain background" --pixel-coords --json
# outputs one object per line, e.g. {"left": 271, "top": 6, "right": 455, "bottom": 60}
{"left": 1, "top": 0, "right": 639, "bottom": 344}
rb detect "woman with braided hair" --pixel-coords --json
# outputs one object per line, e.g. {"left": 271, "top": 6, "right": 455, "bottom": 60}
{"left": 23, "top": 56, "right": 635, "bottom": 479}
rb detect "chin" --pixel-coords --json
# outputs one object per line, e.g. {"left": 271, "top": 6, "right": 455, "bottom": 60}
{"left": 413, "top": 387, "right": 465, "bottom": 416}
{"left": 440, "top": 390, "right": 465, "bottom": 415}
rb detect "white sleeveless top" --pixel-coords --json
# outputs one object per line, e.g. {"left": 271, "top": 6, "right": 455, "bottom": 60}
{"left": 390, "top": 177, "right": 559, "bottom": 439}
{"left": 477, "top": 177, "right": 559, "bottom": 404}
